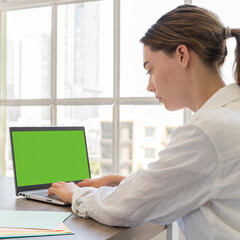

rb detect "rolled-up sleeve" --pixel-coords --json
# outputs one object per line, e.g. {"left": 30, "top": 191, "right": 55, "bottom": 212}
{"left": 71, "top": 124, "right": 218, "bottom": 227}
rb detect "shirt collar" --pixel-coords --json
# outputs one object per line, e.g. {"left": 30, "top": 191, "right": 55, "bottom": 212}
{"left": 198, "top": 83, "right": 240, "bottom": 112}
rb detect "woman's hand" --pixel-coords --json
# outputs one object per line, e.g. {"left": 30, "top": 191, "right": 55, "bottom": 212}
{"left": 77, "top": 174, "right": 126, "bottom": 188}
{"left": 48, "top": 175, "right": 126, "bottom": 203}
{"left": 48, "top": 181, "right": 79, "bottom": 204}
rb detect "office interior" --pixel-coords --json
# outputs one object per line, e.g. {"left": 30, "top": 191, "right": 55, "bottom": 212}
{"left": 0, "top": 0, "right": 238, "bottom": 239}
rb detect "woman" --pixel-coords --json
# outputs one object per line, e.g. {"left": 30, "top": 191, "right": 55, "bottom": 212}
{"left": 49, "top": 5, "right": 240, "bottom": 239}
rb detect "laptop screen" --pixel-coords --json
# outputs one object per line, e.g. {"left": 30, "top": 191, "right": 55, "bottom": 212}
{"left": 10, "top": 127, "right": 91, "bottom": 190}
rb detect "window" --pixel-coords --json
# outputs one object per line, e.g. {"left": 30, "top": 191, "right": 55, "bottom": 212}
{"left": 4, "top": 7, "right": 52, "bottom": 100}
{"left": 166, "top": 127, "right": 176, "bottom": 139}
{"left": 145, "top": 148, "right": 156, "bottom": 159}
{"left": 120, "top": 122, "right": 133, "bottom": 140}
{"left": 119, "top": 122, "right": 133, "bottom": 175}
{"left": 101, "top": 122, "right": 112, "bottom": 139}
{"left": 0, "top": 0, "right": 114, "bottom": 177}
{"left": 101, "top": 144, "right": 112, "bottom": 159}
{"left": 145, "top": 127, "right": 155, "bottom": 137}
{"left": 0, "top": 0, "right": 196, "bottom": 177}
{"left": 120, "top": 0, "right": 182, "bottom": 97}
{"left": 120, "top": 106, "right": 183, "bottom": 173}
{"left": 57, "top": 2, "right": 113, "bottom": 98}
{"left": 1, "top": 0, "right": 238, "bottom": 181}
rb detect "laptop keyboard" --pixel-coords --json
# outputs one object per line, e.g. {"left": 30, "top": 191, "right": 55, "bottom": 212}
{"left": 28, "top": 190, "right": 60, "bottom": 200}
{"left": 28, "top": 190, "right": 48, "bottom": 197}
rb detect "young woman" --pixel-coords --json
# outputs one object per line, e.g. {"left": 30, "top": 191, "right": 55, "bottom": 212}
{"left": 49, "top": 5, "right": 240, "bottom": 239}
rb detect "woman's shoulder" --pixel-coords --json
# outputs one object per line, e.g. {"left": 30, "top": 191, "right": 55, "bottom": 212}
{"left": 190, "top": 107, "right": 240, "bottom": 131}
{"left": 187, "top": 107, "right": 240, "bottom": 153}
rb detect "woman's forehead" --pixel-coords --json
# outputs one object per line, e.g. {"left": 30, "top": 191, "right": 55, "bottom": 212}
{"left": 143, "top": 46, "right": 168, "bottom": 64}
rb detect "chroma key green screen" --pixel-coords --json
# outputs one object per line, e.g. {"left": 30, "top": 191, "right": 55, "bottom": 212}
{"left": 11, "top": 129, "right": 90, "bottom": 187}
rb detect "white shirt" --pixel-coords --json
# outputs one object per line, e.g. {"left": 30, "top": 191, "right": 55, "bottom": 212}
{"left": 72, "top": 83, "right": 240, "bottom": 240}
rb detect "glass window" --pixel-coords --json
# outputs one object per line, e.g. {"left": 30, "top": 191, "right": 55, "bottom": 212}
{"left": 101, "top": 143, "right": 112, "bottom": 159}
{"left": 145, "top": 148, "right": 155, "bottom": 159}
{"left": 166, "top": 127, "right": 176, "bottom": 138}
{"left": 101, "top": 122, "right": 112, "bottom": 139}
{"left": 0, "top": 0, "right": 188, "bottom": 183}
{"left": 120, "top": 106, "right": 183, "bottom": 175}
{"left": 0, "top": 106, "right": 51, "bottom": 176}
{"left": 57, "top": 1, "right": 113, "bottom": 98}
{"left": 57, "top": 105, "right": 112, "bottom": 177}
{"left": 119, "top": 121, "right": 133, "bottom": 175}
{"left": 145, "top": 127, "right": 155, "bottom": 137}
{"left": 120, "top": 0, "right": 181, "bottom": 97}
{"left": 120, "top": 122, "right": 133, "bottom": 140}
{"left": 3, "top": 7, "right": 51, "bottom": 99}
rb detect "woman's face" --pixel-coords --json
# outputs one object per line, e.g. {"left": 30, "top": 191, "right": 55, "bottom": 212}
{"left": 143, "top": 45, "right": 189, "bottom": 111}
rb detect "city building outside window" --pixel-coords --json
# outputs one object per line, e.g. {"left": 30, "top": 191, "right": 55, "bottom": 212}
{"left": 145, "top": 126, "right": 156, "bottom": 137}
{"left": 145, "top": 148, "right": 156, "bottom": 159}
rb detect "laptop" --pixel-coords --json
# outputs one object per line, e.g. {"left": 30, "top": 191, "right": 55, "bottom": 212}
{"left": 9, "top": 126, "right": 91, "bottom": 206}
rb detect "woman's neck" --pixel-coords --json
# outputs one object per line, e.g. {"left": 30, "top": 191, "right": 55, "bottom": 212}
{"left": 187, "top": 63, "right": 226, "bottom": 112}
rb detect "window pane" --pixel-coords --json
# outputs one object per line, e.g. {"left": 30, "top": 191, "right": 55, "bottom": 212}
{"left": 3, "top": 7, "right": 51, "bottom": 99}
{"left": 145, "top": 127, "right": 155, "bottom": 137}
{"left": 145, "top": 148, "right": 155, "bottom": 159}
{"left": 120, "top": 106, "right": 183, "bottom": 176}
{"left": 57, "top": 106, "right": 112, "bottom": 177}
{"left": 57, "top": 1, "right": 113, "bottom": 98}
{"left": 192, "top": 0, "right": 240, "bottom": 85}
{"left": 120, "top": 0, "right": 182, "bottom": 97}
{"left": 0, "top": 106, "right": 51, "bottom": 176}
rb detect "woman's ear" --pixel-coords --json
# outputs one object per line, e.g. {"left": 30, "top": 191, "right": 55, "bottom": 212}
{"left": 176, "top": 45, "right": 190, "bottom": 68}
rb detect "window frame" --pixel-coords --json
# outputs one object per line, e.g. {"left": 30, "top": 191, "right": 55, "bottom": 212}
{"left": 0, "top": 0, "right": 190, "bottom": 176}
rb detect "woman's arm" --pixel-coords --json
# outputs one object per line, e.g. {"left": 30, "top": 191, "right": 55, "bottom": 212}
{"left": 77, "top": 174, "right": 126, "bottom": 188}
{"left": 71, "top": 124, "right": 218, "bottom": 227}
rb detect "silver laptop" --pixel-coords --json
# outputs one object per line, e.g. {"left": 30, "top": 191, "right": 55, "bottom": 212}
{"left": 10, "top": 126, "right": 91, "bottom": 206}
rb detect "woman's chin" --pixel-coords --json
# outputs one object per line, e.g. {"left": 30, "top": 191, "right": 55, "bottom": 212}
{"left": 164, "top": 103, "right": 183, "bottom": 112}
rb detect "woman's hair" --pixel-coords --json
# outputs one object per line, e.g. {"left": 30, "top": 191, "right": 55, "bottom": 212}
{"left": 140, "top": 4, "right": 240, "bottom": 85}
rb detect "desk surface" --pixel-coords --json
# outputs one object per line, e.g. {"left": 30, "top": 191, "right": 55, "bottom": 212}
{"left": 0, "top": 176, "right": 165, "bottom": 240}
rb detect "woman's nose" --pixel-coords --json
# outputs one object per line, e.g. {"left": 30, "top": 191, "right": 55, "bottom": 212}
{"left": 146, "top": 78, "right": 155, "bottom": 93}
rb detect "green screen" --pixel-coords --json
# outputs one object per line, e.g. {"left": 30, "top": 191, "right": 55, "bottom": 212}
{"left": 12, "top": 130, "right": 90, "bottom": 187}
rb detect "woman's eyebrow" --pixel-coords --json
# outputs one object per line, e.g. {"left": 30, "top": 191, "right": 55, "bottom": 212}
{"left": 143, "top": 61, "right": 149, "bottom": 69}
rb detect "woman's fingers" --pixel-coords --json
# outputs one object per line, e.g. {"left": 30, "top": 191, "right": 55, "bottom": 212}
{"left": 77, "top": 179, "right": 94, "bottom": 187}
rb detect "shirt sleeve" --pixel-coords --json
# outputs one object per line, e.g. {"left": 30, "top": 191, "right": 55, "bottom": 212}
{"left": 71, "top": 124, "right": 218, "bottom": 227}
